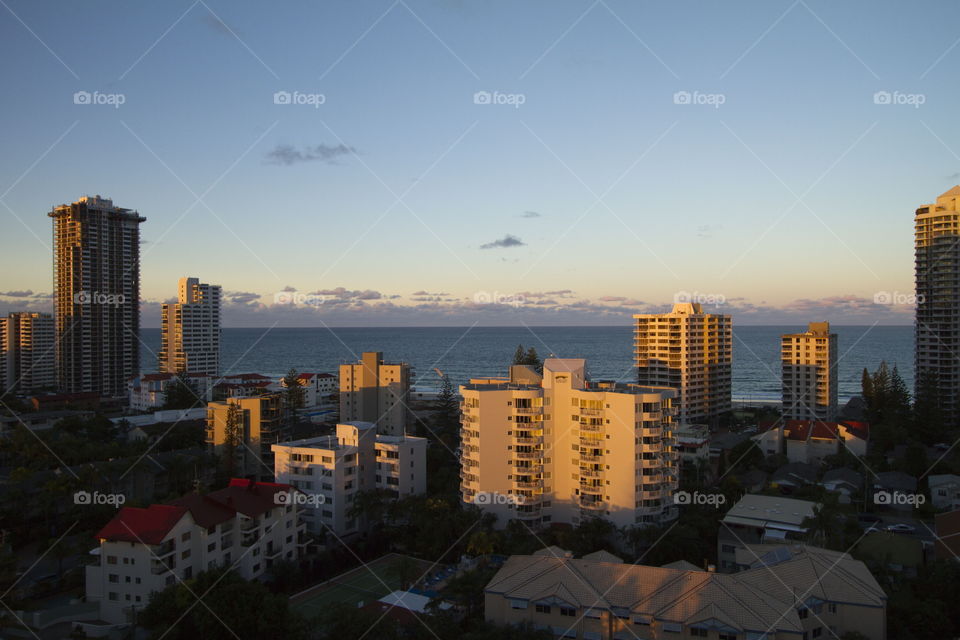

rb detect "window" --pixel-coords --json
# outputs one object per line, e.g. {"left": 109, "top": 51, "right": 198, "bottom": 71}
{"left": 108, "top": 592, "right": 118, "bottom": 601}
{"left": 721, "top": 544, "right": 737, "bottom": 553}
{"left": 719, "top": 634, "right": 738, "bottom": 640}
{"left": 812, "top": 629, "right": 822, "bottom": 639}
{"left": 182, "top": 532, "right": 191, "bottom": 542}
{"left": 559, "top": 607, "right": 576, "bottom": 617}
{"left": 510, "top": 599, "right": 528, "bottom": 610}
{"left": 691, "top": 630, "right": 708, "bottom": 638}
{"left": 828, "top": 603, "right": 837, "bottom": 614}
{"left": 108, "top": 574, "right": 119, "bottom": 583}
{"left": 798, "top": 608, "right": 808, "bottom": 620}
{"left": 107, "top": 555, "right": 117, "bottom": 565}
{"left": 535, "top": 604, "right": 551, "bottom": 614}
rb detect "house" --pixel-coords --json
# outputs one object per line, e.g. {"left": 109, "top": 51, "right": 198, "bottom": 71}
{"left": 279, "top": 372, "right": 338, "bottom": 408}
{"left": 784, "top": 420, "right": 869, "bottom": 464}
{"left": 872, "top": 471, "right": 919, "bottom": 512}
{"left": 771, "top": 462, "right": 819, "bottom": 492}
{"left": 127, "top": 373, "right": 214, "bottom": 411}
{"left": 485, "top": 545, "right": 886, "bottom": 639}
{"left": 85, "top": 479, "right": 307, "bottom": 624}
{"left": 929, "top": 474, "right": 960, "bottom": 511}
{"left": 934, "top": 509, "right": 960, "bottom": 562}
{"left": 753, "top": 421, "right": 783, "bottom": 457}
{"left": 30, "top": 391, "right": 100, "bottom": 411}
{"left": 718, "top": 494, "right": 817, "bottom": 571}
{"left": 820, "top": 468, "right": 864, "bottom": 504}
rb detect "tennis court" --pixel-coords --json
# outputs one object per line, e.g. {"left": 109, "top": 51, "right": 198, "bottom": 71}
{"left": 290, "top": 553, "right": 437, "bottom": 617}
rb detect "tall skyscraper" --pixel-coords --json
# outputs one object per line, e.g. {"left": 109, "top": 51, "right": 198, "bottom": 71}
{"left": 915, "top": 186, "right": 960, "bottom": 424}
{"left": 49, "top": 196, "right": 145, "bottom": 398}
{"left": 0, "top": 312, "right": 55, "bottom": 396}
{"left": 634, "top": 302, "right": 732, "bottom": 426}
{"left": 339, "top": 351, "right": 412, "bottom": 435}
{"left": 781, "top": 321, "right": 838, "bottom": 421}
{"left": 459, "top": 359, "right": 678, "bottom": 529}
{"left": 159, "top": 277, "right": 221, "bottom": 375}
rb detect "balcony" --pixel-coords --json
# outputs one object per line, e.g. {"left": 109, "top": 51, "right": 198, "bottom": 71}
{"left": 151, "top": 556, "right": 175, "bottom": 575}
{"left": 579, "top": 484, "right": 603, "bottom": 495}
{"left": 580, "top": 437, "right": 603, "bottom": 448}
{"left": 514, "top": 436, "right": 542, "bottom": 445}
{"left": 579, "top": 408, "right": 601, "bottom": 417}
{"left": 580, "top": 468, "right": 603, "bottom": 478}
{"left": 579, "top": 423, "right": 602, "bottom": 433}
{"left": 514, "top": 480, "right": 542, "bottom": 489}
{"left": 580, "top": 453, "right": 602, "bottom": 463}
{"left": 514, "top": 407, "right": 541, "bottom": 415}
{"left": 514, "top": 451, "right": 541, "bottom": 460}
{"left": 579, "top": 498, "right": 605, "bottom": 510}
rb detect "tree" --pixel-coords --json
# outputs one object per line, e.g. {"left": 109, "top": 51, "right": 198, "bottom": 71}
{"left": 525, "top": 347, "right": 543, "bottom": 374}
{"left": 162, "top": 373, "right": 201, "bottom": 410}
{"left": 221, "top": 402, "right": 244, "bottom": 479}
{"left": 512, "top": 344, "right": 526, "bottom": 365}
{"left": 861, "top": 368, "right": 874, "bottom": 407}
{"left": 282, "top": 368, "right": 305, "bottom": 416}
{"left": 139, "top": 567, "right": 306, "bottom": 640}
{"left": 914, "top": 368, "right": 946, "bottom": 444}
{"left": 433, "top": 374, "right": 459, "bottom": 435}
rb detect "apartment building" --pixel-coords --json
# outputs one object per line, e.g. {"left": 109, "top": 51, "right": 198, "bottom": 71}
{"left": 485, "top": 545, "right": 886, "bottom": 640}
{"left": 159, "top": 277, "right": 222, "bottom": 375}
{"left": 49, "top": 196, "right": 145, "bottom": 399}
{"left": 634, "top": 302, "right": 732, "bottom": 426}
{"left": 206, "top": 394, "right": 290, "bottom": 481}
{"left": 272, "top": 422, "right": 427, "bottom": 538}
{"left": 460, "top": 359, "right": 678, "bottom": 530}
{"left": 280, "top": 372, "right": 338, "bottom": 408}
{"left": 915, "top": 185, "right": 960, "bottom": 424}
{"left": 339, "top": 351, "right": 412, "bottom": 435}
{"left": 0, "top": 312, "right": 55, "bottom": 396}
{"left": 86, "top": 479, "right": 306, "bottom": 624}
{"left": 782, "top": 321, "right": 838, "bottom": 421}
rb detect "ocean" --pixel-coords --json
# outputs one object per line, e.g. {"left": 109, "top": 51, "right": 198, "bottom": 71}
{"left": 139, "top": 325, "right": 913, "bottom": 404}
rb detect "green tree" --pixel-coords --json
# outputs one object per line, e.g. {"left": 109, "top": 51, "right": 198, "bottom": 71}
{"left": 524, "top": 346, "right": 543, "bottom": 374}
{"left": 861, "top": 367, "right": 874, "bottom": 407}
{"left": 282, "top": 368, "right": 305, "bottom": 416}
{"left": 162, "top": 373, "right": 201, "bottom": 410}
{"left": 512, "top": 344, "right": 526, "bottom": 365}
{"left": 433, "top": 373, "right": 460, "bottom": 435}
{"left": 139, "top": 567, "right": 306, "bottom": 640}
{"left": 914, "top": 368, "right": 946, "bottom": 444}
{"left": 221, "top": 402, "right": 244, "bottom": 479}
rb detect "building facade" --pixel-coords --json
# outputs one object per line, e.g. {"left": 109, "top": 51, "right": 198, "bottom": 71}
{"left": 206, "top": 394, "right": 289, "bottom": 481}
{"left": 485, "top": 545, "right": 886, "bottom": 640}
{"left": 127, "top": 372, "right": 214, "bottom": 411}
{"left": 49, "top": 196, "right": 145, "bottom": 398}
{"left": 339, "top": 351, "right": 412, "bottom": 435}
{"left": 460, "top": 359, "right": 678, "bottom": 530}
{"left": 915, "top": 185, "right": 960, "bottom": 424}
{"left": 782, "top": 321, "right": 838, "bottom": 421}
{"left": 272, "top": 422, "right": 427, "bottom": 538}
{"left": 634, "top": 303, "right": 732, "bottom": 426}
{"left": 86, "top": 479, "right": 306, "bottom": 624}
{"left": 0, "top": 312, "right": 55, "bottom": 396}
{"left": 159, "top": 277, "right": 221, "bottom": 375}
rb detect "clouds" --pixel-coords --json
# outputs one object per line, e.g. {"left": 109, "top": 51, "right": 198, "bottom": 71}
{"left": 480, "top": 234, "right": 526, "bottom": 250}
{"left": 0, "top": 290, "right": 34, "bottom": 297}
{"left": 314, "top": 287, "right": 385, "bottom": 301}
{"left": 520, "top": 211, "right": 541, "bottom": 218}
{"left": 225, "top": 291, "right": 261, "bottom": 306}
{"left": 265, "top": 143, "right": 356, "bottom": 166}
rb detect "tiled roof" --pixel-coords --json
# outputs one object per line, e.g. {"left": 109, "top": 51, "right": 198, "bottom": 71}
{"left": 169, "top": 493, "right": 237, "bottom": 529}
{"left": 487, "top": 546, "right": 884, "bottom": 635}
{"left": 96, "top": 504, "right": 188, "bottom": 544}
{"left": 207, "top": 478, "right": 291, "bottom": 518}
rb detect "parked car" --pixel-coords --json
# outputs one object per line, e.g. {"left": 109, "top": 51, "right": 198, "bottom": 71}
{"left": 886, "top": 523, "right": 916, "bottom": 533}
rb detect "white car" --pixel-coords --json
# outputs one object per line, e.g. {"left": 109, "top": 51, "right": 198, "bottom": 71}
{"left": 886, "top": 523, "right": 916, "bottom": 533}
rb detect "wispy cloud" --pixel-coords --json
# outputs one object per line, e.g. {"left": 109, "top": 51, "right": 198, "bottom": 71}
{"left": 0, "top": 290, "right": 34, "bottom": 297}
{"left": 480, "top": 234, "right": 526, "bottom": 249}
{"left": 520, "top": 210, "right": 541, "bottom": 218}
{"left": 265, "top": 143, "right": 356, "bottom": 166}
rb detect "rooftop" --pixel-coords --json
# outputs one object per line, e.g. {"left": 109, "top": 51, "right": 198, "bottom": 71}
{"left": 722, "top": 494, "right": 817, "bottom": 528}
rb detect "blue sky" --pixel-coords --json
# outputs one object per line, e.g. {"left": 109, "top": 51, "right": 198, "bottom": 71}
{"left": 1, "top": 0, "right": 958, "bottom": 326}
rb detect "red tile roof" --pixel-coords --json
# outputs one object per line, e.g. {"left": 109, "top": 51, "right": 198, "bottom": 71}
{"left": 169, "top": 493, "right": 237, "bottom": 529}
{"left": 207, "top": 479, "right": 292, "bottom": 518}
{"left": 783, "top": 420, "right": 869, "bottom": 442}
{"left": 96, "top": 505, "right": 188, "bottom": 544}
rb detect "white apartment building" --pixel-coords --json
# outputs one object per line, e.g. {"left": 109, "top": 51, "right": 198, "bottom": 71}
{"left": 159, "top": 277, "right": 222, "bottom": 375}
{"left": 86, "top": 479, "right": 306, "bottom": 624}
{"left": 127, "top": 372, "right": 214, "bottom": 411}
{"left": 0, "top": 312, "right": 55, "bottom": 395}
{"left": 460, "top": 359, "right": 678, "bottom": 530}
{"left": 280, "top": 372, "right": 338, "bottom": 408}
{"left": 340, "top": 351, "right": 412, "bottom": 435}
{"left": 782, "top": 321, "right": 838, "bottom": 421}
{"left": 634, "top": 303, "right": 732, "bottom": 426}
{"left": 915, "top": 185, "right": 960, "bottom": 424}
{"left": 272, "top": 422, "right": 427, "bottom": 538}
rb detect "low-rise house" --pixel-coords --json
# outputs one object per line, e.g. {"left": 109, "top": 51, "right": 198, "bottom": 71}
{"left": 708, "top": 431, "right": 749, "bottom": 461}
{"left": 784, "top": 419, "right": 869, "bottom": 464}
{"left": 272, "top": 422, "right": 427, "bottom": 539}
{"left": 718, "top": 494, "right": 817, "bottom": 571}
{"left": 934, "top": 509, "right": 960, "bottom": 562}
{"left": 753, "top": 421, "right": 783, "bottom": 456}
{"left": 485, "top": 545, "right": 886, "bottom": 639}
{"left": 872, "top": 471, "right": 919, "bottom": 512}
{"left": 85, "top": 479, "right": 307, "bottom": 624}
{"left": 127, "top": 373, "right": 213, "bottom": 411}
{"left": 929, "top": 474, "right": 960, "bottom": 511}
{"left": 771, "top": 462, "right": 818, "bottom": 492}
{"left": 820, "top": 468, "right": 864, "bottom": 504}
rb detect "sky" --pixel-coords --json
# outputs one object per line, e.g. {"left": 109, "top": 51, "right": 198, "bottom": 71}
{"left": 1, "top": 0, "right": 959, "bottom": 326}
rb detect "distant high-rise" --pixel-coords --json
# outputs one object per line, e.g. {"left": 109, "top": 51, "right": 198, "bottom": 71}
{"left": 915, "top": 185, "right": 960, "bottom": 424}
{"left": 49, "top": 196, "right": 145, "bottom": 398}
{"left": 634, "top": 303, "right": 732, "bottom": 426}
{"left": 781, "top": 321, "right": 838, "bottom": 421}
{"left": 339, "top": 351, "right": 412, "bottom": 436}
{"left": 159, "top": 277, "right": 221, "bottom": 375}
{"left": 0, "top": 312, "right": 55, "bottom": 396}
